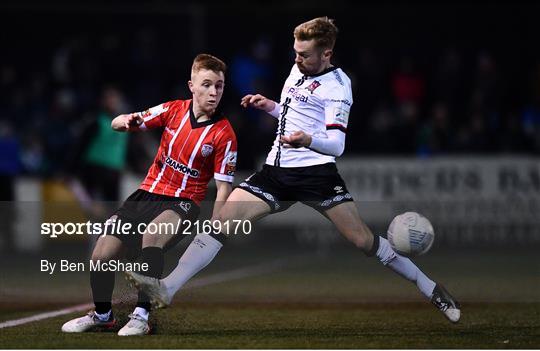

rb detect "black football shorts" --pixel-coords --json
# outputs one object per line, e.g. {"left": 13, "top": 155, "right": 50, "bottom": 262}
{"left": 237, "top": 162, "right": 353, "bottom": 214}
{"left": 107, "top": 189, "right": 200, "bottom": 256}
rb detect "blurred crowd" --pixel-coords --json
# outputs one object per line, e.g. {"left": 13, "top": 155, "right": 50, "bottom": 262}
{"left": 1, "top": 22, "right": 540, "bottom": 187}
{"left": 347, "top": 48, "right": 540, "bottom": 156}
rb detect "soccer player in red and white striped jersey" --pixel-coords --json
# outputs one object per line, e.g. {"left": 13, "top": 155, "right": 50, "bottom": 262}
{"left": 137, "top": 97, "right": 237, "bottom": 201}
{"left": 62, "top": 54, "right": 237, "bottom": 336}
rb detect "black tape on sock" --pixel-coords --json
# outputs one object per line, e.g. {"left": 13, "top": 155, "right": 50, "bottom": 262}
{"left": 212, "top": 232, "right": 228, "bottom": 245}
{"left": 366, "top": 235, "right": 380, "bottom": 257}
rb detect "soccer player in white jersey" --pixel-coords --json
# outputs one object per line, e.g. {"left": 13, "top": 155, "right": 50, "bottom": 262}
{"left": 127, "top": 17, "right": 461, "bottom": 323}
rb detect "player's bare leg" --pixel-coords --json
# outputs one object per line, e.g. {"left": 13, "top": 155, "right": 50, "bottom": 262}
{"left": 216, "top": 188, "right": 272, "bottom": 223}
{"left": 128, "top": 188, "right": 271, "bottom": 308}
{"left": 325, "top": 202, "right": 460, "bottom": 323}
{"left": 62, "top": 220, "right": 125, "bottom": 332}
{"left": 324, "top": 201, "right": 375, "bottom": 251}
{"left": 141, "top": 209, "right": 182, "bottom": 248}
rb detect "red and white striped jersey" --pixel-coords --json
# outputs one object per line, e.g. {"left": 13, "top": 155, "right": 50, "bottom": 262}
{"left": 136, "top": 99, "right": 237, "bottom": 204}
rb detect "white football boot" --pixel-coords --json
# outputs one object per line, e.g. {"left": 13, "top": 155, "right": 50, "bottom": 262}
{"left": 117, "top": 313, "right": 151, "bottom": 336}
{"left": 431, "top": 284, "right": 461, "bottom": 323}
{"left": 125, "top": 271, "right": 172, "bottom": 309}
{"left": 61, "top": 311, "right": 116, "bottom": 333}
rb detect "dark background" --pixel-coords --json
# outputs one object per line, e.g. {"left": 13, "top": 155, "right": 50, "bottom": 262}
{"left": 1, "top": 0, "right": 539, "bottom": 176}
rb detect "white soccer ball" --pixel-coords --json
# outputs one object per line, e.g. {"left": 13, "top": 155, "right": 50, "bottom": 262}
{"left": 387, "top": 211, "right": 434, "bottom": 257}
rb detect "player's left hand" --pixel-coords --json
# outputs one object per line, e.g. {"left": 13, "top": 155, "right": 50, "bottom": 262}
{"left": 280, "top": 131, "right": 312, "bottom": 148}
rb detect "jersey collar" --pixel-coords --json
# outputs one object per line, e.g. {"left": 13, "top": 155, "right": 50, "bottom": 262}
{"left": 303, "top": 65, "right": 338, "bottom": 78}
{"left": 189, "top": 100, "right": 224, "bottom": 129}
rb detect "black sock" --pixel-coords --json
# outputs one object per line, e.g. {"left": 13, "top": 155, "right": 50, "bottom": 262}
{"left": 90, "top": 269, "right": 115, "bottom": 314}
{"left": 136, "top": 291, "right": 152, "bottom": 312}
{"left": 138, "top": 246, "right": 164, "bottom": 278}
{"left": 135, "top": 246, "right": 164, "bottom": 312}
{"left": 213, "top": 232, "right": 228, "bottom": 245}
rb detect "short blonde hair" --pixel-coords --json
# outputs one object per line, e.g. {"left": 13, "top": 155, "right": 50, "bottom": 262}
{"left": 293, "top": 17, "right": 338, "bottom": 50}
{"left": 191, "top": 54, "right": 227, "bottom": 75}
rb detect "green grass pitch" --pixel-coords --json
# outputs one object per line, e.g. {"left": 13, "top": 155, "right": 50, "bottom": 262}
{"left": 1, "top": 246, "right": 539, "bottom": 348}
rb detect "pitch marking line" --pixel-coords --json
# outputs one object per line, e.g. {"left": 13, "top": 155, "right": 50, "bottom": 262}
{"left": 0, "top": 255, "right": 308, "bottom": 329}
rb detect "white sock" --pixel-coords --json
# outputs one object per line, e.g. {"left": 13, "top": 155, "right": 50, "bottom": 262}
{"left": 94, "top": 310, "right": 111, "bottom": 321}
{"left": 133, "top": 307, "right": 149, "bottom": 321}
{"left": 376, "top": 236, "right": 436, "bottom": 298}
{"left": 162, "top": 234, "right": 223, "bottom": 297}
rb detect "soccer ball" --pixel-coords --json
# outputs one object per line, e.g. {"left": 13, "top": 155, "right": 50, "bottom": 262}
{"left": 387, "top": 212, "right": 434, "bottom": 257}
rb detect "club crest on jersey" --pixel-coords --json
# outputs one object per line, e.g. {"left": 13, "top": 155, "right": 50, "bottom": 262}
{"left": 201, "top": 144, "right": 213, "bottom": 157}
{"left": 306, "top": 80, "right": 321, "bottom": 94}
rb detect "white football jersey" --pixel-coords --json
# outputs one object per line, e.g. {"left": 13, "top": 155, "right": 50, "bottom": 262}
{"left": 265, "top": 64, "right": 353, "bottom": 167}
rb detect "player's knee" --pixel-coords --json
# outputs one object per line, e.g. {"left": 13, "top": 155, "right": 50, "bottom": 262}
{"left": 91, "top": 239, "right": 116, "bottom": 262}
{"left": 214, "top": 208, "right": 234, "bottom": 223}
{"left": 213, "top": 210, "right": 239, "bottom": 231}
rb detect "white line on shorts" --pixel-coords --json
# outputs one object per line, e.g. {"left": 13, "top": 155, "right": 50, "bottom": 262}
{"left": 0, "top": 255, "right": 309, "bottom": 329}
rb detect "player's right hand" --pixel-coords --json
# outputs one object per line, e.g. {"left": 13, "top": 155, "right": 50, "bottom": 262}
{"left": 125, "top": 113, "right": 143, "bottom": 129}
{"left": 240, "top": 94, "right": 274, "bottom": 112}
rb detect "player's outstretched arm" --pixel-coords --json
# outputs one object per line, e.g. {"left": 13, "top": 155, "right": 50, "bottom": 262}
{"left": 240, "top": 94, "right": 280, "bottom": 118}
{"left": 111, "top": 113, "right": 143, "bottom": 132}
